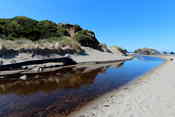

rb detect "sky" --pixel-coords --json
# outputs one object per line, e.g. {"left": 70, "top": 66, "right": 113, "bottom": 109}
{"left": 0, "top": 0, "right": 174, "bottom": 51}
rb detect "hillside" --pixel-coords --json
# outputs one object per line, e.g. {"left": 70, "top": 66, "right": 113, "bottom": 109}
{"left": 0, "top": 16, "right": 101, "bottom": 50}
{"left": 0, "top": 16, "right": 129, "bottom": 65}
{"left": 134, "top": 48, "right": 161, "bottom": 55}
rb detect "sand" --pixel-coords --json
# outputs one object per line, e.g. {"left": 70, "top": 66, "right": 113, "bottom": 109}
{"left": 68, "top": 55, "right": 175, "bottom": 117}
{"left": 0, "top": 47, "right": 131, "bottom": 64}
{"left": 71, "top": 47, "right": 131, "bottom": 63}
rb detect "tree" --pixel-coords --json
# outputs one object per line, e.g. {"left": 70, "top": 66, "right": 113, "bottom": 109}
{"left": 170, "top": 51, "right": 175, "bottom": 54}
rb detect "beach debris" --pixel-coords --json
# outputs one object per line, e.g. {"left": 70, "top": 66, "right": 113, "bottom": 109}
{"left": 34, "top": 75, "right": 40, "bottom": 79}
{"left": 0, "top": 76, "right": 4, "bottom": 79}
{"left": 79, "top": 115, "right": 86, "bottom": 117}
{"left": 64, "top": 54, "right": 71, "bottom": 58}
{"left": 22, "top": 66, "right": 28, "bottom": 69}
{"left": 32, "top": 66, "right": 44, "bottom": 72}
{"left": 20, "top": 75, "right": 27, "bottom": 80}
{"left": 0, "top": 57, "right": 77, "bottom": 71}
{"left": 10, "top": 60, "right": 16, "bottom": 64}
{"left": 0, "top": 60, "right": 3, "bottom": 66}
{"left": 38, "top": 67, "right": 43, "bottom": 72}
{"left": 104, "top": 104, "right": 110, "bottom": 107}
{"left": 170, "top": 58, "right": 174, "bottom": 61}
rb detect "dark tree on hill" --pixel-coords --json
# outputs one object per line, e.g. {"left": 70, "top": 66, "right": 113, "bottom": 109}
{"left": 170, "top": 52, "right": 175, "bottom": 54}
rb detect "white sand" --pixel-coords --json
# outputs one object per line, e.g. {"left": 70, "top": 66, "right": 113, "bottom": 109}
{"left": 71, "top": 47, "right": 131, "bottom": 63}
{"left": 68, "top": 56, "right": 175, "bottom": 117}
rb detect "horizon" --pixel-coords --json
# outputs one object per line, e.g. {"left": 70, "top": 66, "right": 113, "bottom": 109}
{"left": 0, "top": 0, "right": 174, "bottom": 52}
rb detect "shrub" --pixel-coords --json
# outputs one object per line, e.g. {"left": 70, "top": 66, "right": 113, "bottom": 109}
{"left": 0, "top": 16, "right": 101, "bottom": 50}
{"left": 170, "top": 52, "right": 175, "bottom": 54}
{"left": 56, "top": 26, "right": 70, "bottom": 36}
{"left": 37, "top": 20, "right": 58, "bottom": 38}
{"left": 46, "top": 36, "right": 68, "bottom": 43}
{"left": 74, "top": 30, "right": 100, "bottom": 49}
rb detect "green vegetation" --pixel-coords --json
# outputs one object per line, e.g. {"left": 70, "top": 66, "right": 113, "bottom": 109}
{"left": 74, "top": 30, "right": 100, "bottom": 49}
{"left": 170, "top": 51, "right": 175, "bottom": 55}
{"left": 134, "top": 48, "right": 160, "bottom": 55}
{"left": 0, "top": 16, "right": 101, "bottom": 49}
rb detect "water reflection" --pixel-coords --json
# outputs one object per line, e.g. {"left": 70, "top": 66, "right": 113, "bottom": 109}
{"left": 0, "top": 62, "right": 124, "bottom": 117}
{"left": 0, "top": 57, "right": 164, "bottom": 117}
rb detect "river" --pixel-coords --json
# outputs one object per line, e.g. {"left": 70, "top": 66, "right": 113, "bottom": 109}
{"left": 0, "top": 56, "right": 164, "bottom": 117}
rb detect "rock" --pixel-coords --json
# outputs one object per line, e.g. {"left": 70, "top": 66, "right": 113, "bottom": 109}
{"left": 54, "top": 42, "right": 60, "bottom": 49}
{"left": 104, "top": 104, "right": 110, "bottom": 107}
{"left": 0, "top": 60, "right": 3, "bottom": 66}
{"left": 0, "top": 76, "right": 4, "bottom": 79}
{"left": 32, "top": 67, "right": 43, "bottom": 72}
{"left": 79, "top": 115, "right": 86, "bottom": 117}
{"left": 20, "top": 75, "right": 27, "bottom": 80}
{"left": 64, "top": 54, "right": 71, "bottom": 58}
{"left": 10, "top": 60, "right": 16, "bottom": 64}
{"left": 34, "top": 75, "right": 40, "bottom": 79}
{"left": 22, "top": 66, "right": 28, "bottom": 69}
{"left": 170, "top": 58, "right": 174, "bottom": 61}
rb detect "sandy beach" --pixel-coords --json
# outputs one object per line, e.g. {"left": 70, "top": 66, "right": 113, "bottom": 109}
{"left": 68, "top": 55, "right": 175, "bottom": 117}
{"left": 71, "top": 47, "right": 131, "bottom": 63}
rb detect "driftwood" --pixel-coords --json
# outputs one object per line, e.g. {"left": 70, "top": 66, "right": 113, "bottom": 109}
{"left": 0, "top": 57, "right": 77, "bottom": 71}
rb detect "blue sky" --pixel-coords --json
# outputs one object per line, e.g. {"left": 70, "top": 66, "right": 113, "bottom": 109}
{"left": 0, "top": 0, "right": 174, "bottom": 51}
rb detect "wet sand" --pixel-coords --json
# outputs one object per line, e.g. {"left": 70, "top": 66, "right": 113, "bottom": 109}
{"left": 69, "top": 55, "right": 175, "bottom": 117}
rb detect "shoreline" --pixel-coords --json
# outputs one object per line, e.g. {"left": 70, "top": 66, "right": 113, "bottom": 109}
{"left": 0, "top": 47, "right": 129, "bottom": 64}
{"left": 0, "top": 49, "right": 132, "bottom": 80}
{"left": 0, "top": 47, "right": 132, "bottom": 78}
{"left": 0, "top": 56, "right": 132, "bottom": 80}
{"left": 68, "top": 56, "right": 174, "bottom": 117}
